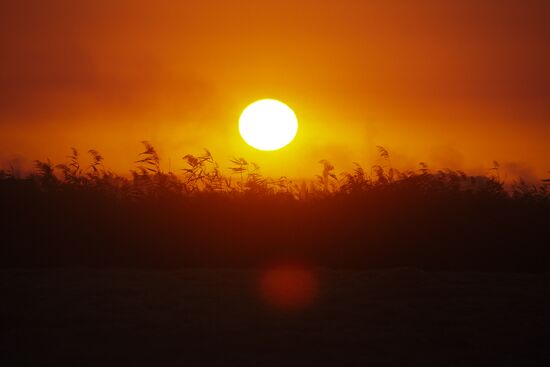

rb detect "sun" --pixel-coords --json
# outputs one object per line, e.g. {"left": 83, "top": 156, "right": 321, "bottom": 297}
{"left": 239, "top": 99, "right": 298, "bottom": 151}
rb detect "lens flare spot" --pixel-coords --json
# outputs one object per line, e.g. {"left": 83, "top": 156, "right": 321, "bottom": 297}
{"left": 259, "top": 265, "right": 318, "bottom": 311}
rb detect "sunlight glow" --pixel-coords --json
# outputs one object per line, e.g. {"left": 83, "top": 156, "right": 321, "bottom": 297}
{"left": 239, "top": 99, "right": 298, "bottom": 151}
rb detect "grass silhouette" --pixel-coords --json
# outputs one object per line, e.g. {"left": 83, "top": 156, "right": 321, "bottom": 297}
{"left": 0, "top": 142, "right": 548, "bottom": 270}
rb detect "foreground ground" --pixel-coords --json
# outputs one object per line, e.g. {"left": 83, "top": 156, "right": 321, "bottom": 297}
{"left": 2, "top": 268, "right": 549, "bottom": 366}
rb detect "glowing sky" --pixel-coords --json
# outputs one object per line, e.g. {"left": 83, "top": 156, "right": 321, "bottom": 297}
{"left": 1, "top": 0, "right": 549, "bottom": 180}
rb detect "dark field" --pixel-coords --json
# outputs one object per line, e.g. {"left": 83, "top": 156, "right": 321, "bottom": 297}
{"left": 2, "top": 268, "right": 549, "bottom": 366}
{"left": 2, "top": 148, "right": 550, "bottom": 366}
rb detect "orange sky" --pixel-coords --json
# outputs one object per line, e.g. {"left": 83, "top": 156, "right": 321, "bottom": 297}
{"left": 1, "top": 0, "right": 549, "bottom": 181}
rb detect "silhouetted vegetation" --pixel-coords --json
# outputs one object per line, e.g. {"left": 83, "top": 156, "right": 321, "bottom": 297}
{"left": 1, "top": 142, "right": 548, "bottom": 271}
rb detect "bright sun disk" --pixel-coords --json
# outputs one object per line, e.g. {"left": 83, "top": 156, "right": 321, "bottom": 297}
{"left": 239, "top": 99, "right": 298, "bottom": 151}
